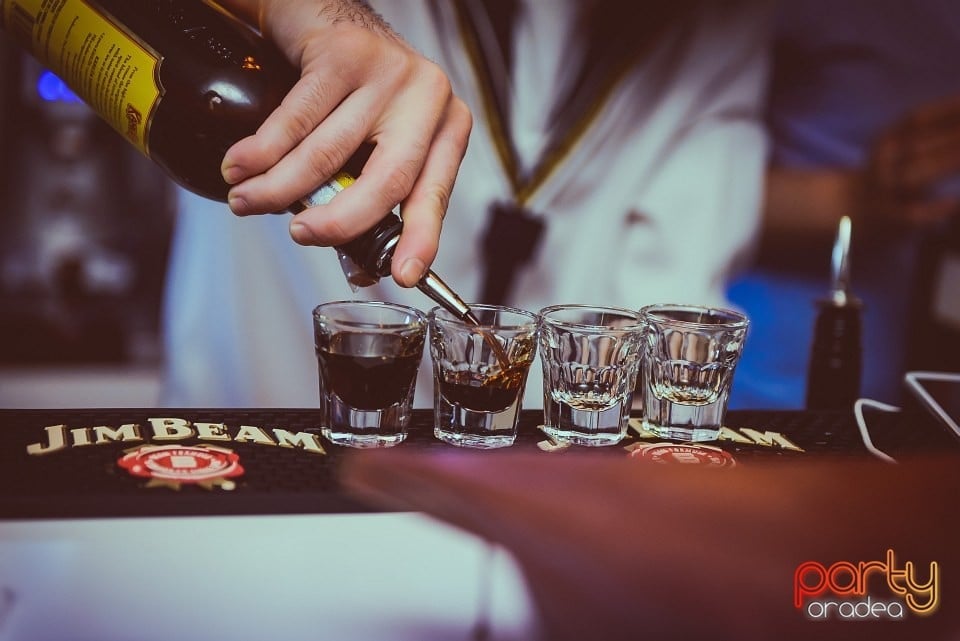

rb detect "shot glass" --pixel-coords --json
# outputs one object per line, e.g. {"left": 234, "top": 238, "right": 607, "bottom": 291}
{"left": 429, "top": 304, "right": 538, "bottom": 449}
{"left": 313, "top": 301, "right": 427, "bottom": 448}
{"left": 640, "top": 304, "right": 749, "bottom": 441}
{"left": 538, "top": 304, "right": 645, "bottom": 446}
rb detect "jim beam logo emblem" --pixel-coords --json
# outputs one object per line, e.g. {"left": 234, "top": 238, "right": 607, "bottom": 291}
{"left": 625, "top": 442, "right": 737, "bottom": 467}
{"left": 118, "top": 444, "right": 244, "bottom": 490}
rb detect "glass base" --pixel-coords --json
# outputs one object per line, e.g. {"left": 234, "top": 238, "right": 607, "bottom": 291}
{"left": 542, "top": 397, "right": 629, "bottom": 446}
{"left": 641, "top": 391, "right": 726, "bottom": 442}
{"left": 322, "top": 397, "right": 409, "bottom": 448}
{"left": 321, "top": 427, "right": 407, "bottom": 448}
{"left": 433, "top": 396, "right": 520, "bottom": 449}
{"left": 642, "top": 419, "right": 720, "bottom": 442}
{"left": 434, "top": 428, "right": 515, "bottom": 449}
{"left": 539, "top": 425, "right": 626, "bottom": 447}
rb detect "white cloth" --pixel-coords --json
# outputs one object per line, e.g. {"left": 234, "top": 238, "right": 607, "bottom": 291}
{"left": 160, "top": 0, "right": 771, "bottom": 409}
{"left": 0, "top": 514, "right": 539, "bottom": 641}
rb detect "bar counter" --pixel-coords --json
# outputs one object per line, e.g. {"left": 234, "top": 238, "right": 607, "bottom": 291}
{"left": 1, "top": 403, "right": 958, "bottom": 641}
{"left": 2, "top": 405, "right": 955, "bottom": 520}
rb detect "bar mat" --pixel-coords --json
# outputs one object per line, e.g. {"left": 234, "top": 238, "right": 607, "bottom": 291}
{"left": 0, "top": 407, "right": 955, "bottom": 520}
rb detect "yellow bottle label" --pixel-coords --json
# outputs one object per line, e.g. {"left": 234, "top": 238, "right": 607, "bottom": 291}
{"left": 1, "top": 0, "right": 161, "bottom": 155}
{"left": 299, "top": 172, "right": 356, "bottom": 208}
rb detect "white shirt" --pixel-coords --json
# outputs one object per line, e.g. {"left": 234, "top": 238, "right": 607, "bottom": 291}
{"left": 160, "top": 0, "right": 771, "bottom": 409}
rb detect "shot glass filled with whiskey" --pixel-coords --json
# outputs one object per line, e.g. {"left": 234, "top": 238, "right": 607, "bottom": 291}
{"left": 313, "top": 301, "right": 427, "bottom": 448}
{"left": 429, "top": 304, "right": 538, "bottom": 449}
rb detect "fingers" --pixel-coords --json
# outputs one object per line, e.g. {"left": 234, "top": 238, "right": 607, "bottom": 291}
{"left": 222, "top": 29, "right": 379, "bottom": 215}
{"left": 292, "top": 64, "right": 451, "bottom": 243}
{"left": 281, "top": 78, "right": 459, "bottom": 249}
{"left": 227, "top": 88, "right": 373, "bottom": 217}
{"left": 216, "top": 10, "right": 469, "bottom": 273}
{"left": 221, "top": 70, "right": 355, "bottom": 194}
{"left": 286, "top": 76, "right": 469, "bottom": 273}
{"left": 391, "top": 96, "right": 473, "bottom": 286}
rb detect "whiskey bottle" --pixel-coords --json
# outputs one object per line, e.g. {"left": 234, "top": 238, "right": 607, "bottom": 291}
{"left": 0, "top": 0, "right": 475, "bottom": 320}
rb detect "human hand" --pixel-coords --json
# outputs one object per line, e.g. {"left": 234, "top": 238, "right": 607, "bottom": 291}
{"left": 341, "top": 451, "right": 959, "bottom": 641}
{"left": 865, "top": 94, "right": 960, "bottom": 227}
{"left": 219, "top": 0, "right": 472, "bottom": 287}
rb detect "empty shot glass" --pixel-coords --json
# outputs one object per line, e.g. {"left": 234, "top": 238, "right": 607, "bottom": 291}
{"left": 313, "top": 301, "right": 427, "bottom": 448}
{"left": 538, "top": 304, "right": 645, "bottom": 446}
{"left": 640, "top": 304, "right": 749, "bottom": 441}
{"left": 429, "top": 304, "right": 538, "bottom": 449}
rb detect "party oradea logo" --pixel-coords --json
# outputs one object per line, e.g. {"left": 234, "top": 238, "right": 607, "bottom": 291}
{"left": 795, "top": 550, "right": 940, "bottom": 621}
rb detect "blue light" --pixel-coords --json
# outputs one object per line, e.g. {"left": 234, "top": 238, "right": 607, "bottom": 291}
{"left": 36, "top": 70, "right": 82, "bottom": 103}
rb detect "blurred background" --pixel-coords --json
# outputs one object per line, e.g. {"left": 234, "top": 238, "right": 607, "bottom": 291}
{"left": 2, "top": 1, "right": 957, "bottom": 411}
{"left": 0, "top": 33, "right": 175, "bottom": 407}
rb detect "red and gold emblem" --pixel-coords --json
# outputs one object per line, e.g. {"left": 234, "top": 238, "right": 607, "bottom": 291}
{"left": 625, "top": 442, "right": 737, "bottom": 467}
{"left": 117, "top": 444, "right": 244, "bottom": 490}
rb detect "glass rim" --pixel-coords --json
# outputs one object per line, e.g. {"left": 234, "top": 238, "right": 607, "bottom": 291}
{"left": 312, "top": 300, "right": 427, "bottom": 329}
{"left": 429, "top": 303, "right": 538, "bottom": 330}
{"left": 537, "top": 304, "right": 643, "bottom": 331}
{"left": 639, "top": 303, "right": 749, "bottom": 329}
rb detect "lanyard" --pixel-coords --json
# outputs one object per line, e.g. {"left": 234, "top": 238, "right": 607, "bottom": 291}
{"left": 447, "top": 0, "right": 683, "bottom": 303}
{"left": 450, "top": 0, "right": 663, "bottom": 207}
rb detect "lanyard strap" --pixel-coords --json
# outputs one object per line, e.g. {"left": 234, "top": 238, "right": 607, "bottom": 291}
{"left": 451, "top": 0, "right": 672, "bottom": 206}
{"left": 447, "top": 0, "right": 690, "bottom": 303}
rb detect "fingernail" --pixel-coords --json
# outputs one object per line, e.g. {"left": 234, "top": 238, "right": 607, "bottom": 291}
{"left": 222, "top": 162, "right": 244, "bottom": 185}
{"left": 227, "top": 194, "right": 248, "bottom": 215}
{"left": 290, "top": 222, "right": 319, "bottom": 245}
{"left": 399, "top": 258, "right": 426, "bottom": 286}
